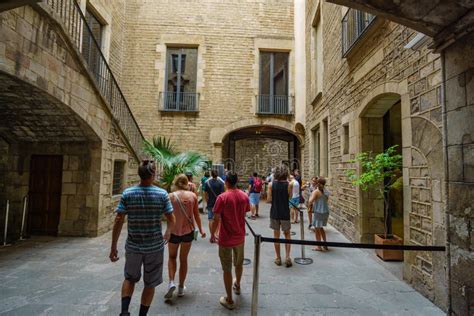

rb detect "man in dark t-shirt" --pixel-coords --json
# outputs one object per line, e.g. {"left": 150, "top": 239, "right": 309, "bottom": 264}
{"left": 204, "top": 169, "right": 225, "bottom": 234}
{"left": 267, "top": 165, "right": 292, "bottom": 268}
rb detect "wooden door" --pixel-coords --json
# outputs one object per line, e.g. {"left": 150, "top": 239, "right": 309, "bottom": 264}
{"left": 28, "top": 155, "right": 63, "bottom": 236}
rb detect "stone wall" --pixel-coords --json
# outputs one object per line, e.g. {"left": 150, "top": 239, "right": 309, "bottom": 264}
{"left": 234, "top": 138, "right": 289, "bottom": 178}
{"left": 304, "top": 0, "right": 446, "bottom": 309}
{"left": 443, "top": 32, "right": 474, "bottom": 316}
{"left": 0, "top": 5, "right": 138, "bottom": 238}
{"left": 121, "top": 0, "right": 296, "bottom": 162}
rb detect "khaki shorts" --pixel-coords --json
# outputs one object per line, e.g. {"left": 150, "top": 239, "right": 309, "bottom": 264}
{"left": 219, "top": 243, "right": 244, "bottom": 272}
{"left": 270, "top": 218, "right": 291, "bottom": 232}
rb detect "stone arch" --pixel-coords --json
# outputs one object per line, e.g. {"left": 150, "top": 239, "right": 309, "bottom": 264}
{"left": 210, "top": 118, "right": 304, "bottom": 145}
{"left": 355, "top": 82, "right": 406, "bottom": 243}
{"left": 357, "top": 81, "right": 407, "bottom": 118}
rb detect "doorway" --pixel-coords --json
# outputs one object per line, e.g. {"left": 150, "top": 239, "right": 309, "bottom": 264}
{"left": 28, "top": 155, "right": 63, "bottom": 236}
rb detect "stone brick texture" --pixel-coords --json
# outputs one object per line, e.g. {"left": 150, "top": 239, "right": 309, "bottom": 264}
{"left": 120, "top": 0, "right": 295, "bottom": 162}
{"left": 0, "top": 5, "right": 138, "bottom": 238}
{"left": 305, "top": 0, "right": 446, "bottom": 310}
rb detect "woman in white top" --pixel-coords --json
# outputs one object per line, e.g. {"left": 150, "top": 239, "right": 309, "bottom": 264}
{"left": 288, "top": 175, "right": 300, "bottom": 223}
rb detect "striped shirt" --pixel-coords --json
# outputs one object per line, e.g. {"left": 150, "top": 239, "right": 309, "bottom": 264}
{"left": 116, "top": 185, "right": 173, "bottom": 253}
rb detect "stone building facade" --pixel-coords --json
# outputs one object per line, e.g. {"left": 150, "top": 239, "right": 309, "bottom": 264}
{"left": 303, "top": 0, "right": 473, "bottom": 313}
{"left": 120, "top": 0, "right": 301, "bottom": 174}
{"left": 0, "top": 1, "right": 139, "bottom": 239}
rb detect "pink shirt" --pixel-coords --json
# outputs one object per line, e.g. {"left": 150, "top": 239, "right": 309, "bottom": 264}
{"left": 169, "top": 190, "right": 197, "bottom": 236}
{"left": 213, "top": 189, "right": 250, "bottom": 247}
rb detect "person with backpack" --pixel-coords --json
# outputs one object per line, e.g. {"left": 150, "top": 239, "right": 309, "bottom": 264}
{"left": 204, "top": 169, "right": 225, "bottom": 235}
{"left": 248, "top": 172, "right": 262, "bottom": 219}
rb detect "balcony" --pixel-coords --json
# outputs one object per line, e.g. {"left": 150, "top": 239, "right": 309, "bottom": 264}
{"left": 159, "top": 92, "right": 199, "bottom": 112}
{"left": 256, "top": 95, "right": 293, "bottom": 115}
{"left": 342, "top": 9, "right": 376, "bottom": 57}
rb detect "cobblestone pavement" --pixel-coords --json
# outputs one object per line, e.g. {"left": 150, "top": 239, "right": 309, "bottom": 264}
{"left": 0, "top": 203, "right": 443, "bottom": 315}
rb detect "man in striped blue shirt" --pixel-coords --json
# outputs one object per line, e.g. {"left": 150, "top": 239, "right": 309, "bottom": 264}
{"left": 110, "top": 160, "right": 175, "bottom": 316}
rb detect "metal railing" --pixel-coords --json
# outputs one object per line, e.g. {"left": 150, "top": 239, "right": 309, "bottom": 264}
{"left": 256, "top": 95, "right": 293, "bottom": 115}
{"left": 342, "top": 8, "right": 376, "bottom": 57}
{"left": 44, "top": 0, "right": 145, "bottom": 158}
{"left": 159, "top": 91, "right": 199, "bottom": 112}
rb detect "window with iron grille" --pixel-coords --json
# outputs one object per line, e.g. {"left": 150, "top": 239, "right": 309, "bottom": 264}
{"left": 342, "top": 9, "right": 376, "bottom": 57}
{"left": 163, "top": 48, "right": 198, "bottom": 112}
{"left": 258, "top": 52, "right": 290, "bottom": 115}
{"left": 82, "top": 6, "right": 104, "bottom": 73}
{"left": 112, "top": 160, "right": 125, "bottom": 195}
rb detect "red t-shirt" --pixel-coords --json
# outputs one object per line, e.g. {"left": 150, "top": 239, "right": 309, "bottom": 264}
{"left": 213, "top": 189, "right": 250, "bottom": 247}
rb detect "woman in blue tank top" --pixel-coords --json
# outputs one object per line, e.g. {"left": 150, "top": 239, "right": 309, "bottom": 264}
{"left": 308, "top": 177, "right": 330, "bottom": 251}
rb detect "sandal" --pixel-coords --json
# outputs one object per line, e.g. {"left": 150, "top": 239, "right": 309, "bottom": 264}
{"left": 285, "top": 258, "right": 292, "bottom": 267}
{"left": 323, "top": 246, "right": 329, "bottom": 251}
{"left": 233, "top": 279, "right": 241, "bottom": 295}
{"left": 219, "top": 296, "right": 235, "bottom": 310}
{"left": 274, "top": 258, "right": 282, "bottom": 266}
{"left": 312, "top": 247, "right": 323, "bottom": 252}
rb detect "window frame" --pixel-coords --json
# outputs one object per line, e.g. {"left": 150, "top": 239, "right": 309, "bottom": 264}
{"left": 112, "top": 160, "right": 126, "bottom": 196}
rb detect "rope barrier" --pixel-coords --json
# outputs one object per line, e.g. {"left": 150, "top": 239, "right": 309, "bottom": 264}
{"left": 259, "top": 236, "right": 445, "bottom": 251}
{"left": 245, "top": 219, "right": 257, "bottom": 237}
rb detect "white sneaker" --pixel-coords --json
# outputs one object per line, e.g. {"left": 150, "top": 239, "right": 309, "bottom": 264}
{"left": 178, "top": 286, "right": 186, "bottom": 297}
{"left": 309, "top": 225, "right": 316, "bottom": 232}
{"left": 164, "top": 281, "right": 176, "bottom": 299}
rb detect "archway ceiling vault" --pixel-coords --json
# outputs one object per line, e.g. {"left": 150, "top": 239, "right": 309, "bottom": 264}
{"left": 0, "top": 72, "right": 100, "bottom": 144}
{"left": 327, "top": 0, "right": 474, "bottom": 50}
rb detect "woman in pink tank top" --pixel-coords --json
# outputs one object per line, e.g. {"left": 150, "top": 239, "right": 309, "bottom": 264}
{"left": 164, "top": 174, "right": 206, "bottom": 301}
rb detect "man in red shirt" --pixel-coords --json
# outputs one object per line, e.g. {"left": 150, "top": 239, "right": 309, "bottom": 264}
{"left": 210, "top": 171, "right": 250, "bottom": 310}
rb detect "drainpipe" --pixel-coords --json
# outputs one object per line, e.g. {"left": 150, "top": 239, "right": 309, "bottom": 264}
{"left": 440, "top": 52, "right": 452, "bottom": 315}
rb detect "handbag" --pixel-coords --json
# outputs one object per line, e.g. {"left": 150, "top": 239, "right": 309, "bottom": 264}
{"left": 173, "top": 192, "right": 199, "bottom": 240}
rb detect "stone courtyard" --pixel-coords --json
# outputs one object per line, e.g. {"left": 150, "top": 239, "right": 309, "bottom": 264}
{"left": 0, "top": 204, "right": 443, "bottom": 315}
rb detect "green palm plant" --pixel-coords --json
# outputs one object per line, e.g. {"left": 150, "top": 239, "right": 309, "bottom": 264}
{"left": 143, "top": 136, "right": 208, "bottom": 191}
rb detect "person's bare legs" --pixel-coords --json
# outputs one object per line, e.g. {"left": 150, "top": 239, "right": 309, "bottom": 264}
{"left": 283, "top": 230, "right": 291, "bottom": 260}
{"left": 141, "top": 287, "right": 155, "bottom": 306}
{"left": 255, "top": 202, "right": 259, "bottom": 216}
{"left": 313, "top": 228, "right": 323, "bottom": 251}
{"left": 320, "top": 228, "right": 328, "bottom": 250}
{"left": 235, "top": 264, "right": 243, "bottom": 288}
{"left": 178, "top": 242, "right": 192, "bottom": 288}
{"left": 308, "top": 211, "right": 313, "bottom": 227}
{"left": 168, "top": 243, "right": 179, "bottom": 282}
{"left": 223, "top": 269, "right": 234, "bottom": 304}
{"left": 122, "top": 279, "right": 135, "bottom": 298}
{"left": 273, "top": 229, "right": 281, "bottom": 260}
{"left": 250, "top": 204, "right": 256, "bottom": 217}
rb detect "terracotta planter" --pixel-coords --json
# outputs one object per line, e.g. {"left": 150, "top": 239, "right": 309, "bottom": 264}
{"left": 374, "top": 234, "right": 404, "bottom": 261}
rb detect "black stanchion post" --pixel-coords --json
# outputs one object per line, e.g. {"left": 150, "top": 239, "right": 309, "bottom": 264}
{"left": 294, "top": 210, "right": 313, "bottom": 265}
{"left": 19, "top": 195, "right": 28, "bottom": 241}
{"left": 251, "top": 234, "right": 261, "bottom": 316}
{"left": 3, "top": 200, "right": 10, "bottom": 247}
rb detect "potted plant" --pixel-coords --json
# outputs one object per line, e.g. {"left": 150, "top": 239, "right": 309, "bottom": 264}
{"left": 346, "top": 145, "right": 403, "bottom": 261}
{"left": 143, "top": 136, "right": 208, "bottom": 192}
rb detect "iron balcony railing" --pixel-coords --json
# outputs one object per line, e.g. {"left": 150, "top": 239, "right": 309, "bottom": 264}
{"left": 45, "top": 0, "right": 145, "bottom": 158}
{"left": 256, "top": 95, "right": 293, "bottom": 115}
{"left": 342, "top": 8, "right": 376, "bottom": 57}
{"left": 159, "top": 92, "right": 199, "bottom": 112}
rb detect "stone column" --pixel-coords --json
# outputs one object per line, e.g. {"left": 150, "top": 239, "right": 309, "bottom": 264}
{"left": 442, "top": 32, "right": 474, "bottom": 316}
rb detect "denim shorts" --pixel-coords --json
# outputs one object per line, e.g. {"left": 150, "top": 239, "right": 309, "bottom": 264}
{"left": 249, "top": 192, "right": 260, "bottom": 206}
{"left": 207, "top": 206, "right": 214, "bottom": 220}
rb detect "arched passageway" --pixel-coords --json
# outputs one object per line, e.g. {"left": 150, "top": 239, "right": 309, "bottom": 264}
{"left": 222, "top": 126, "right": 301, "bottom": 182}
{"left": 359, "top": 93, "right": 403, "bottom": 243}
{"left": 0, "top": 71, "right": 102, "bottom": 238}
